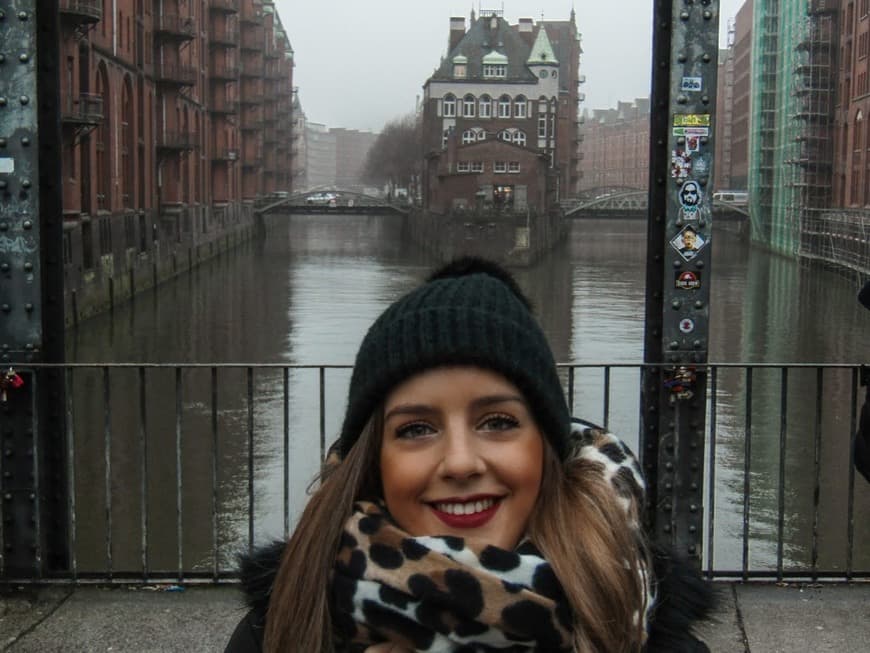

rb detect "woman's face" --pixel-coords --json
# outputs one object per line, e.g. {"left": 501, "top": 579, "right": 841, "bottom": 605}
{"left": 380, "top": 366, "right": 544, "bottom": 550}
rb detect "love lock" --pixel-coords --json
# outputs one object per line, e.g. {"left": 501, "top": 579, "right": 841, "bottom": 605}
{"left": 664, "top": 366, "right": 696, "bottom": 402}
{"left": 0, "top": 367, "right": 24, "bottom": 402}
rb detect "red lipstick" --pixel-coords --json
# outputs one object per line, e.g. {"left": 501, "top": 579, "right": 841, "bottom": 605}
{"left": 428, "top": 496, "right": 501, "bottom": 529}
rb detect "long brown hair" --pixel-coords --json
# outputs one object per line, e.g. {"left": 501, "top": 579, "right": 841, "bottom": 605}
{"left": 530, "top": 443, "right": 650, "bottom": 652}
{"left": 264, "top": 416, "right": 649, "bottom": 653}
{"left": 263, "top": 413, "right": 382, "bottom": 653}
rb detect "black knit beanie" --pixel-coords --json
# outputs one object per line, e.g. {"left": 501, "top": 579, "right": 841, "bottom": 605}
{"left": 337, "top": 257, "right": 571, "bottom": 459}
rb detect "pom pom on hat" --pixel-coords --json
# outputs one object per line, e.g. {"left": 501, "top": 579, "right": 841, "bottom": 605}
{"left": 337, "top": 257, "right": 570, "bottom": 459}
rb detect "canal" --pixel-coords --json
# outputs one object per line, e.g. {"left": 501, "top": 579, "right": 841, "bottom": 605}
{"left": 64, "top": 215, "right": 870, "bottom": 577}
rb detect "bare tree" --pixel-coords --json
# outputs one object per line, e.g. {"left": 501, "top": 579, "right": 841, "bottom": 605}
{"left": 362, "top": 112, "right": 421, "bottom": 198}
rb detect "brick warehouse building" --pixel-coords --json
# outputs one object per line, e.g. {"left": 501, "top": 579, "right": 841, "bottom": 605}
{"left": 58, "top": 0, "right": 293, "bottom": 322}
{"left": 421, "top": 10, "right": 582, "bottom": 213}
{"left": 577, "top": 99, "right": 651, "bottom": 191}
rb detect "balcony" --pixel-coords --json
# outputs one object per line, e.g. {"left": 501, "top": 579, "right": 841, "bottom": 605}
{"left": 154, "top": 15, "right": 196, "bottom": 41}
{"left": 156, "top": 130, "right": 197, "bottom": 152}
{"left": 61, "top": 93, "right": 104, "bottom": 126}
{"left": 209, "top": 26, "right": 239, "bottom": 48}
{"left": 208, "top": 0, "right": 239, "bottom": 14}
{"left": 209, "top": 96, "right": 239, "bottom": 114}
{"left": 210, "top": 64, "right": 240, "bottom": 81}
{"left": 239, "top": 93, "right": 264, "bottom": 105}
{"left": 239, "top": 10, "right": 263, "bottom": 25}
{"left": 154, "top": 64, "right": 198, "bottom": 87}
{"left": 59, "top": 0, "right": 102, "bottom": 23}
{"left": 212, "top": 148, "right": 239, "bottom": 162}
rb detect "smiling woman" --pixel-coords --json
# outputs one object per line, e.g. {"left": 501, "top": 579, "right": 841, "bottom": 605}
{"left": 224, "top": 258, "right": 714, "bottom": 653}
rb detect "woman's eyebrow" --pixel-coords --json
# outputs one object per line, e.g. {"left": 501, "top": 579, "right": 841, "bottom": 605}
{"left": 383, "top": 404, "right": 436, "bottom": 420}
{"left": 470, "top": 394, "right": 527, "bottom": 409}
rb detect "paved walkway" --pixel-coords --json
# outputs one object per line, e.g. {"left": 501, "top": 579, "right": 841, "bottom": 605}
{"left": 0, "top": 582, "right": 868, "bottom": 652}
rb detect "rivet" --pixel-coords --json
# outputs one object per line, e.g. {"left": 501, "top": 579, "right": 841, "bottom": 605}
{"left": 663, "top": 524, "right": 672, "bottom": 533}
{"left": 677, "top": 95, "right": 688, "bottom": 104}
{"left": 25, "top": 303, "right": 33, "bottom": 312}
{"left": 702, "top": 53, "right": 711, "bottom": 63}
{"left": 0, "top": 181, "right": 6, "bottom": 190}
{"left": 701, "top": 95, "right": 710, "bottom": 105}
{"left": 19, "top": 96, "right": 29, "bottom": 105}
{"left": 0, "top": 10, "right": 5, "bottom": 20}
{"left": 693, "top": 340, "right": 702, "bottom": 349}
{"left": 0, "top": 97, "right": 6, "bottom": 107}
{"left": 18, "top": 12, "right": 28, "bottom": 21}
{"left": 0, "top": 54, "right": 4, "bottom": 64}
{"left": 695, "top": 260, "right": 705, "bottom": 269}
{"left": 700, "top": 136, "right": 709, "bottom": 145}
{"left": 672, "top": 299, "right": 681, "bottom": 309}
{"left": 1, "top": 305, "right": 9, "bottom": 313}
{"left": 21, "top": 136, "right": 30, "bottom": 146}
{"left": 0, "top": 138, "right": 5, "bottom": 147}
{"left": 23, "top": 220, "right": 32, "bottom": 229}
{"left": 3, "top": 493, "right": 10, "bottom": 500}
{"left": 688, "top": 544, "right": 697, "bottom": 554}
{"left": 24, "top": 343, "right": 33, "bottom": 351}
{"left": 21, "top": 179, "right": 30, "bottom": 188}
{"left": 691, "top": 462, "right": 699, "bottom": 471}
{"left": 694, "top": 300, "right": 703, "bottom": 309}
{"left": 673, "top": 259, "right": 682, "bottom": 268}
{"left": 680, "top": 11, "right": 690, "bottom": 20}
{"left": 29, "top": 493, "right": 35, "bottom": 500}
{"left": 677, "top": 53, "right": 687, "bottom": 63}
{"left": 3, "top": 449, "right": 10, "bottom": 457}
{"left": 677, "top": 136, "right": 686, "bottom": 145}
{"left": 665, "top": 482, "right": 673, "bottom": 490}
{"left": 23, "top": 262, "right": 32, "bottom": 272}
{"left": 0, "top": 263, "right": 8, "bottom": 272}
{"left": 703, "top": 10, "right": 713, "bottom": 19}
{"left": 698, "top": 177, "right": 708, "bottom": 186}
{"left": 689, "top": 525, "right": 697, "bottom": 533}
{"left": 0, "top": 223, "right": 7, "bottom": 231}
{"left": 699, "top": 218, "right": 707, "bottom": 227}
{"left": 19, "top": 53, "right": 29, "bottom": 63}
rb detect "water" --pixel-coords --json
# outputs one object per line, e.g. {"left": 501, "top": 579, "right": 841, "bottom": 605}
{"left": 66, "top": 215, "right": 870, "bottom": 576}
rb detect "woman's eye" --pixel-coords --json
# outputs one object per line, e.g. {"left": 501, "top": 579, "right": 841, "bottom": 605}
{"left": 395, "top": 422, "right": 435, "bottom": 439}
{"left": 479, "top": 414, "right": 519, "bottom": 431}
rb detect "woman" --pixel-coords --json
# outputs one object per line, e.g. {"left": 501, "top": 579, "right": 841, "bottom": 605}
{"left": 226, "top": 258, "right": 713, "bottom": 652}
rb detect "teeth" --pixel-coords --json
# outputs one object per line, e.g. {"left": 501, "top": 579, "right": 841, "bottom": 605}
{"left": 435, "top": 498, "right": 496, "bottom": 515}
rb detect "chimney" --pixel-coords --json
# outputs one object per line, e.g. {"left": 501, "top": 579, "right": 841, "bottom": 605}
{"left": 449, "top": 17, "right": 466, "bottom": 53}
{"left": 517, "top": 18, "right": 534, "bottom": 46}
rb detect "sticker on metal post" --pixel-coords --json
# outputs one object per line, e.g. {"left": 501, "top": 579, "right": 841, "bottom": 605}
{"left": 679, "top": 318, "right": 695, "bottom": 334}
{"left": 675, "top": 270, "right": 702, "bottom": 290}
{"left": 671, "top": 150, "right": 692, "bottom": 179}
{"left": 0, "top": 158, "right": 14, "bottom": 174}
{"left": 680, "top": 77, "right": 703, "bottom": 92}
{"left": 673, "top": 114, "right": 711, "bottom": 127}
{"left": 672, "top": 126, "right": 710, "bottom": 138}
{"left": 670, "top": 225, "right": 707, "bottom": 261}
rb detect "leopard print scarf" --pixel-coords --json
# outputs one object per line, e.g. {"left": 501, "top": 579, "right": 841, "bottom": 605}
{"left": 330, "top": 420, "right": 654, "bottom": 652}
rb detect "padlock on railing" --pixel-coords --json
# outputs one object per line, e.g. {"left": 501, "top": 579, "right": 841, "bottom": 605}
{"left": 664, "top": 366, "right": 696, "bottom": 403}
{"left": 0, "top": 367, "right": 24, "bottom": 403}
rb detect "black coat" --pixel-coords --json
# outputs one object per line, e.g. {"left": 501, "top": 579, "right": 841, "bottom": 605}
{"left": 223, "top": 542, "right": 716, "bottom": 653}
{"left": 856, "top": 280, "right": 870, "bottom": 483}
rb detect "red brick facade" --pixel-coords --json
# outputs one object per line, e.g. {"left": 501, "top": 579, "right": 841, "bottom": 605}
{"left": 577, "top": 100, "right": 650, "bottom": 191}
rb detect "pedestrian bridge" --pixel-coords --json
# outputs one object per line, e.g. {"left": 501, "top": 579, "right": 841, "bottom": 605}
{"left": 254, "top": 190, "right": 410, "bottom": 216}
{"left": 565, "top": 189, "right": 750, "bottom": 220}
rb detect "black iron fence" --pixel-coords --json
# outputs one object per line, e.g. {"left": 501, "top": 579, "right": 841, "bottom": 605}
{"left": 1, "top": 363, "right": 867, "bottom": 584}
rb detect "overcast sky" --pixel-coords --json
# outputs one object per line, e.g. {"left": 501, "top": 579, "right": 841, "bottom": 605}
{"left": 274, "top": 1, "right": 747, "bottom": 132}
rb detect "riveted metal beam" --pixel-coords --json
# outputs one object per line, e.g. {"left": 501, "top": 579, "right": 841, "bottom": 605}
{"left": 643, "top": 0, "right": 720, "bottom": 565}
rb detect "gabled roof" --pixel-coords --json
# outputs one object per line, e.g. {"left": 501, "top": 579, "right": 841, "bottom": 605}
{"left": 430, "top": 14, "right": 537, "bottom": 82}
{"left": 527, "top": 27, "right": 558, "bottom": 65}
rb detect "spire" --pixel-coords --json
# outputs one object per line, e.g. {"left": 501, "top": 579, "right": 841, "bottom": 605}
{"left": 571, "top": 5, "right": 576, "bottom": 23}
{"left": 527, "top": 25, "right": 559, "bottom": 65}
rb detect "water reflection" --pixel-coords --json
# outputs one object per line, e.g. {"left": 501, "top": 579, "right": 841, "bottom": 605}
{"left": 66, "top": 215, "right": 870, "bottom": 575}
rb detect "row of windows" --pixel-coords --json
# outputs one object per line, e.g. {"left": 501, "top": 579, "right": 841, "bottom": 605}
{"left": 456, "top": 161, "right": 522, "bottom": 173}
{"left": 441, "top": 93, "right": 554, "bottom": 119}
{"left": 455, "top": 128, "right": 529, "bottom": 146}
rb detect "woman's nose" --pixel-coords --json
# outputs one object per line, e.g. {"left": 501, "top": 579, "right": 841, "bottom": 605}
{"left": 439, "top": 426, "right": 485, "bottom": 479}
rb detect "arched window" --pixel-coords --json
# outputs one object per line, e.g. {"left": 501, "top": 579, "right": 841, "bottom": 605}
{"left": 514, "top": 95, "right": 527, "bottom": 118}
{"left": 96, "top": 63, "right": 111, "bottom": 212}
{"left": 479, "top": 94, "right": 492, "bottom": 118}
{"left": 442, "top": 128, "right": 451, "bottom": 148}
{"left": 462, "top": 129, "right": 476, "bottom": 144}
{"left": 512, "top": 130, "right": 527, "bottom": 147}
{"left": 498, "top": 95, "right": 511, "bottom": 118}
{"left": 854, "top": 110, "right": 863, "bottom": 151}
{"left": 121, "top": 76, "right": 134, "bottom": 209}
{"left": 443, "top": 94, "right": 456, "bottom": 117}
{"left": 499, "top": 130, "right": 512, "bottom": 142}
{"left": 476, "top": 128, "right": 486, "bottom": 141}
{"left": 463, "top": 94, "right": 475, "bottom": 118}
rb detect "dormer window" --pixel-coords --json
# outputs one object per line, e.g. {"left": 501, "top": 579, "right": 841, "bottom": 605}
{"left": 483, "top": 64, "right": 507, "bottom": 79}
{"left": 452, "top": 55, "right": 468, "bottom": 79}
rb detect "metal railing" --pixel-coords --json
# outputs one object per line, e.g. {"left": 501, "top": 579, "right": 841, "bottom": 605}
{"left": 2, "top": 363, "right": 868, "bottom": 584}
